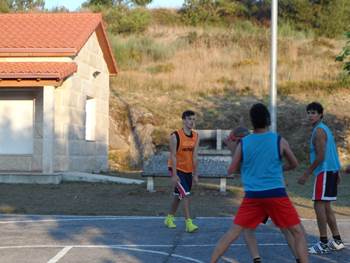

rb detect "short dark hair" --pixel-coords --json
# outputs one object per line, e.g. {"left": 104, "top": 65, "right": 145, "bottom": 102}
{"left": 249, "top": 103, "right": 271, "bottom": 129}
{"left": 182, "top": 110, "right": 195, "bottom": 119}
{"left": 306, "top": 102, "right": 323, "bottom": 115}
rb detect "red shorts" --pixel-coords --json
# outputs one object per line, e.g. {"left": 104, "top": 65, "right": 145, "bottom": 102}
{"left": 313, "top": 171, "right": 338, "bottom": 201}
{"left": 234, "top": 197, "right": 300, "bottom": 228}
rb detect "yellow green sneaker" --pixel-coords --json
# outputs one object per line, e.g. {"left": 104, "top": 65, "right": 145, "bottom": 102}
{"left": 185, "top": 218, "right": 198, "bottom": 233}
{"left": 164, "top": 214, "right": 176, "bottom": 228}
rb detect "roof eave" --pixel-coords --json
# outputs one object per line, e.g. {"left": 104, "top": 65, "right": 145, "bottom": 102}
{"left": 0, "top": 48, "right": 77, "bottom": 57}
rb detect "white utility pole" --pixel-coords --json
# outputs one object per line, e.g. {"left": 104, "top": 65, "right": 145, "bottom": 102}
{"left": 270, "top": 0, "right": 278, "bottom": 132}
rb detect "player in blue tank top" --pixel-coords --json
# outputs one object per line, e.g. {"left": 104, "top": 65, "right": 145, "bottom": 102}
{"left": 298, "top": 102, "right": 345, "bottom": 254}
{"left": 211, "top": 103, "right": 308, "bottom": 263}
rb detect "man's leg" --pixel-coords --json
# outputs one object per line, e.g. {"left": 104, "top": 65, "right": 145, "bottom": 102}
{"left": 183, "top": 197, "right": 198, "bottom": 232}
{"left": 314, "top": 201, "right": 328, "bottom": 239}
{"left": 183, "top": 196, "right": 190, "bottom": 219}
{"left": 165, "top": 196, "right": 180, "bottom": 228}
{"left": 285, "top": 224, "right": 309, "bottom": 263}
{"left": 325, "top": 201, "right": 340, "bottom": 236}
{"left": 211, "top": 224, "right": 243, "bottom": 263}
{"left": 243, "top": 229, "right": 261, "bottom": 261}
{"left": 170, "top": 196, "right": 180, "bottom": 215}
{"left": 280, "top": 228, "right": 297, "bottom": 258}
{"left": 325, "top": 202, "right": 345, "bottom": 250}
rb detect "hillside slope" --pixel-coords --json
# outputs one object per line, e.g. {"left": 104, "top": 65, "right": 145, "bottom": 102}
{"left": 108, "top": 25, "right": 350, "bottom": 170}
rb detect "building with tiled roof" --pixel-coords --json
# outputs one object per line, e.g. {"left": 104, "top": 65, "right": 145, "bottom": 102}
{"left": 0, "top": 13, "right": 118, "bottom": 174}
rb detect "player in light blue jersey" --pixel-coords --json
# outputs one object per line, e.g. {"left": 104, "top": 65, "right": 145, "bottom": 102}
{"left": 298, "top": 102, "right": 344, "bottom": 254}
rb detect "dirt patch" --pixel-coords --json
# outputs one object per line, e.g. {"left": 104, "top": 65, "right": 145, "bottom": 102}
{"left": 0, "top": 168, "right": 349, "bottom": 219}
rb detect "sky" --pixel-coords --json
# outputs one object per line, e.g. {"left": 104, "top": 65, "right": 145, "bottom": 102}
{"left": 45, "top": 0, "right": 184, "bottom": 11}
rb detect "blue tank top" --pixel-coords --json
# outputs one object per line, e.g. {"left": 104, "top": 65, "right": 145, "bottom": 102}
{"left": 310, "top": 122, "right": 341, "bottom": 175}
{"left": 241, "top": 132, "right": 285, "bottom": 192}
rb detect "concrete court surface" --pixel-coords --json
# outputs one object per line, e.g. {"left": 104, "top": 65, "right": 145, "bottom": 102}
{"left": 0, "top": 215, "right": 349, "bottom": 263}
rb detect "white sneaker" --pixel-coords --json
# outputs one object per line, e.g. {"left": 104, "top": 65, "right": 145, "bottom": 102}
{"left": 308, "top": 241, "right": 331, "bottom": 254}
{"left": 328, "top": 239, "right": 345, "bottom": 251}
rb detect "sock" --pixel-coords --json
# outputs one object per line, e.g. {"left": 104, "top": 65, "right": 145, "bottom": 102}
{"left": 296, "top": 259, "right": 300, "bottom": 263}
{"left": 253, "top": 257, "right": 262, "bottom": 263}
{"left": 320, "top": 236, "right": 328, "bottom": 244}
{"left": 333, "top": 235, "right": 342, "bottom": 241}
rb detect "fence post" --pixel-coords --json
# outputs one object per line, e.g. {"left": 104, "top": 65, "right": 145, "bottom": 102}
{"left": 220, "top": 178, "right": 226, "bottom": 192}
{"left": 216, "top": 129, "right": 222, "bottom": 150}
{"left": 147, "top": 177, "right": 155, "bottom": 192}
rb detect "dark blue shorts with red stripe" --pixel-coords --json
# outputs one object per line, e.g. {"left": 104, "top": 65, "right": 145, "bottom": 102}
{"left": 168, "top": 168, "right": 192, "bottom": 200}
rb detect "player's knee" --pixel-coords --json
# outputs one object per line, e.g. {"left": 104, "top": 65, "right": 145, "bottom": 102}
{"left": 288, "top": 225, "right": 304, "bottom": 238}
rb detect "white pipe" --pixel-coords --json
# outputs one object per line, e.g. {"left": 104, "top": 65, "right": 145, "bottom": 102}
{"left": 270, "top": 0, "right": 278, "bottom": 132}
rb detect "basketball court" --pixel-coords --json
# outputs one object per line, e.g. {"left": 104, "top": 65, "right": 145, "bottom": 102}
{"left": 0, "top": 215, "right": 349, "bottom": 262}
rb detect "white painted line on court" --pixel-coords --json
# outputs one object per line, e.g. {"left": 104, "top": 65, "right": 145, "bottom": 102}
{"left": 1, "top": 217, "right": 350, "bottom": 225}
{"left": 0, "top": 243, "right": 349, "bottom": 250}
{"left": 47, "top": 246, "right": 72, "bottom": 263}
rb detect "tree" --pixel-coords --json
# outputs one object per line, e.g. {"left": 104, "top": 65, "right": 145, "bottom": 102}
{"left": 336, "top": 32, "right": 350, "bottom": 75}
{"left": 131, "top": 0, "right": 152, "bottom": 7}
{"left": 0, "top": 0, "right": 11, "bottom": 13}
{"left": 11, "top": 0, "right": 45, "bottom": 11}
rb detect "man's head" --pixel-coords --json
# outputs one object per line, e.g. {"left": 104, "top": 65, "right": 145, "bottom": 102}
{"left": 182, "top": 110, "right": 196, "bottom": 129}
{"left": 306, "top": 102, "right": 323, "bottom": 125}
{"left": 249, "top": 103, "right": 271, "bottom": 129}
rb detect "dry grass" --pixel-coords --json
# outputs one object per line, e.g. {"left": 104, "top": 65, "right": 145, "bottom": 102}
{"left": 110, "top": 24, "right": 350, "bottom": 159}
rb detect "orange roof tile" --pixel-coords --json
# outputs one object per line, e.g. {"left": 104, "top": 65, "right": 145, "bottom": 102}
{"left": 0, "top": 62, "right": 77, "bottom": 80}
{"left": 0, "top": 13, "right": 117, "bottom": 74}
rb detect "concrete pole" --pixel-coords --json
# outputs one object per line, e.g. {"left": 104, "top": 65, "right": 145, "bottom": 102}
{"left": 270, "top": 0, "right": 278, "bottom": 132}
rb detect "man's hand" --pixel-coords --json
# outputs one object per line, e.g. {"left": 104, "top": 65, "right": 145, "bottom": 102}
{"left": 193, "top": 175, "right": 199, "bottom": 185}
{"left": 171, "top": 175, "right": 180, "bottom": 187}
{"left": 298, "top": 172, "right": 309, "bottom": 185}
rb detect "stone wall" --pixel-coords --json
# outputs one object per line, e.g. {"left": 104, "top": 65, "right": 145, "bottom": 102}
{"left": 58, "top": 32, "right": 110, "bottom": 172}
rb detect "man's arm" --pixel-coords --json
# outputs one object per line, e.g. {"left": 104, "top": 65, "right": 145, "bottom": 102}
{"left": 192, "top": 134, "right": 200, "bottom": 184}
{"left": 281, "top": 138, "right": 298, "bottom": 171}
{"left": 227, "top": 143, "right": 242, "bottom": 175}
{"left": 298, "top": 128, "right": 326, "bottom": 185}
{"left": 169, "top": 133, "right": 180, "bottom": 185}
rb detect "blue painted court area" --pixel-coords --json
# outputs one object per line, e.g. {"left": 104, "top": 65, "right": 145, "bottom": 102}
{"left": 0, "top": 215, "right": 349, "bottom": 263}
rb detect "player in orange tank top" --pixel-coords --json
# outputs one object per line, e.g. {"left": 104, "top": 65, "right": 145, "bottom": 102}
{"left": 164, "top": 110, "right": 200, "bottom": 233}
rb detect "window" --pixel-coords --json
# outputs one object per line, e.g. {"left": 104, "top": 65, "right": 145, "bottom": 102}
{"left": 85, "top": 97, "right": 96, "bottom": 141}
{"left": 0, "top": 100, "right": 34, "bottom": 154}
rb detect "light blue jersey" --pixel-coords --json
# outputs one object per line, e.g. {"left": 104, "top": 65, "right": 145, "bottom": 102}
{"left": 310, "top": 122, "right": 341, "bottom": 175}
{"left": 241, "top": 132, "right": 285, "bottom": 192}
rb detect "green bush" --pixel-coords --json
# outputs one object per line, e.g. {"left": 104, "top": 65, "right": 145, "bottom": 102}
{"left": 151, "top": 8, "right": 182, "bottom": 26}
{"left": 110, "top": 35, "right": 175, "bottom": 70}
{"left": 180, "top": 0, "right": 246, "bottom": 26}
{"left": 336, "top": 32, "right": 350, "bottom": 75}
{"left": 104, "top": 6, "right": 151, "bottom": 34}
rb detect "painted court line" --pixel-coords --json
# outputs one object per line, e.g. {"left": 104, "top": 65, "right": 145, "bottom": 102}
{"left": 0, "top": 243, "right": 349, "bottom": 250}
{"left": 47, "top": 246, "right": 72, "bottom": 263}
{"left": 1, "top": 215, "right": 350, "bottom": 223}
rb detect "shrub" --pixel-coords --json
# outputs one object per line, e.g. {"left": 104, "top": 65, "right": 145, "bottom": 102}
{"left": 336, "top": 32, "right": 350, "bottom": 75}
{"left": 104, "top": 6, "right": 151, "bottom": 34}
{"left": 151, "top": 8, "right": 182, "bottom": 26}
{"left": 110, "top": 35, "right": 175, "bottom": 70}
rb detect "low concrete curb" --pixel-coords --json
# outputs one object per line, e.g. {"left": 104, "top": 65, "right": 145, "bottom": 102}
{"left": 61, "top": 172, "right": 144, "bottom": 185}
{"left": 0, "top": 172, "right": 144, "bottom": 185}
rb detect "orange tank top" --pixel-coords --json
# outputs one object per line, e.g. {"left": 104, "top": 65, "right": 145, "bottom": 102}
{"left": 168, "top": 129, "right": 198, "bottom": 173}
